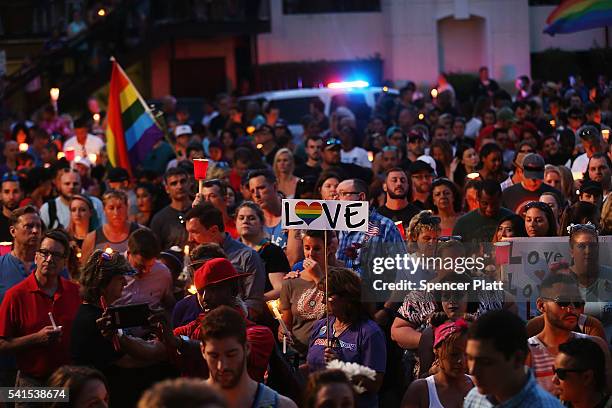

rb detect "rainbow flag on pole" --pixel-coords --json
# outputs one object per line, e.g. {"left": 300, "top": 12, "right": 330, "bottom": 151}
{"left": 106, "top": 58, "right": 163, "bottom": 174}
{"left": 544, "top": 0, "right": 612, "bottom": 35}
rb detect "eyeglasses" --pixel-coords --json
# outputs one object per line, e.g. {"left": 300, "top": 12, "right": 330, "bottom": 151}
{"left": 1, "top": 172, "right": 19, "bottom": 183}
{"left": 542, "top": 297, "right": 585, "bottom": 309}
{"left": 437, "top": 235, "right": 463, "bottom": 242}
{"left": 37, "top": 248, "right": 66, "bottom": 260}
{"left": 552, "top": 366, "right": 587, "bottom": 380}
{"left": 338, "top": 191, "right": 360, "bottom": 198}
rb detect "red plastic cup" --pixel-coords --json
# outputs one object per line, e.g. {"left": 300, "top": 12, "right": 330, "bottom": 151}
{"left": 0, "top": 242, "right": 11, "bottom": 256}
{"left": 494, "top": 241, "right": 511, "bottom": 265}
{"left": 395, "top": 221, "right": 406, "bottom": 240}
{"left": 193, "top": 159, "right": 209, "bottom": 180}
{"left": 65, "top": 148, "right": 75, "bottom": 161}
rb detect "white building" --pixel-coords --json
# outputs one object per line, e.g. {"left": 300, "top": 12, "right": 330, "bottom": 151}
{"left": 257, "top": 0, "right": 609, "bottom": 87}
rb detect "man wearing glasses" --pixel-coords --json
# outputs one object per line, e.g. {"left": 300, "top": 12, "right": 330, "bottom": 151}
{"left": 526, "top": 274, "right": 611, "bottom": 396}
{"left": 0, "top": 230, "right": 80, "bottom": 389}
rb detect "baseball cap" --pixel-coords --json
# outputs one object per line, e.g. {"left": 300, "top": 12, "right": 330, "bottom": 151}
{"left": 409, "top": 159, "right": 435, "bottom": 175}
{"left": 497, "top": 107, "right": 515, "bottom": 122}
{"left": 194, "top": 258, "right": 250, "bottom": 291}
{"left": 254, "top": 124, "right": 274, "bottom": 134}
{"left": 522, "top": 153, "right": 545, "bottom": 180}
{"left": 580, "top": 180, "right": 603, "bottom": 196}
{"left": 108, "top": 167, "right": 129, "bottom": 183}
{"left": 578, "top": 125, "right": 601, "bottom": 142}
{"left": 175, "top": 125, "right": 193, "bottom": 138}
{"left": 322, "top": 137, "right": 342, "bottom": 150}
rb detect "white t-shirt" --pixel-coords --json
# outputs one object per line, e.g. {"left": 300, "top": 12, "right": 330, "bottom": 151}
{"left": 341, "top": 147, "right": 372, "bottom": 168}
{"left": 571, "top": 153, "right": 589, "bottom": 173}
{"left": 63, "top": 134, "right": 105, "bottom": 157}
{"left": 465, "top": 118, "right": 482, "bottom": 139}
{"left": 40, "top": 195, "right": 106, "bottom": 229}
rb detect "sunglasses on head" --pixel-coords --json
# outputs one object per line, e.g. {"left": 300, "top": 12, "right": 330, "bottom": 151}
{"left": 567, "top": 223, "right": 597, "bottom": 235}
{"left": 325, "top": 138, "right": 342, "bottom": 147}
{"left": 1, "top": 172, "right": 19, "bottom": 183}
{"left": 552, "top": 366, "right": 587, "bottom": 380}
{"left": 542, "top": 296, "right": 585, "bottom": 309}
{"left": 437, "top": 235, "right": 463, "bottom": 243}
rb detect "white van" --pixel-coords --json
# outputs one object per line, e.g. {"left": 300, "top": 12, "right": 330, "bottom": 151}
{"left": 238, "top": 83, "right": 399, "bottom": 137}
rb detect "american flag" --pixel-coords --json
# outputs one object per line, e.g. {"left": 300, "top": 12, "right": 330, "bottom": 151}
{"left": 366, "top": 221, "right": 380, "bottom": 237}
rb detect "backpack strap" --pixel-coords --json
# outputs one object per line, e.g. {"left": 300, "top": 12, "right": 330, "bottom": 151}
{"left": 47, "top": 199, "right": 62, "bottom": 229}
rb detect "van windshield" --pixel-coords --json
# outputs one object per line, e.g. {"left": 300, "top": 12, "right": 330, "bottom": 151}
{"left": 272, "top": 97, "right": 321, "bottom": 124}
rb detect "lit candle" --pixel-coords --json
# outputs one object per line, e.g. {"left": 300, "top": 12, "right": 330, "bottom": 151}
{"left": 97, "top": 8, "right": 106, "bottom": 16}
{"left": 188, "top": 284, "right": 197, "bottom": 295}
{"left": 49, "top": 88, "right": 60, "bottom": 101}
{"left": 572, "top": 172, "right": 584, "bottom": 181}
{"left": 418, "top": 113, "right": 425, "bottom": 121}
{"left": 57, "top": 152, "right": 66, "bottom": 160}
{"left": 256, "top": 143, "right": 263, "bottom": 150}
{"left": 183, "top": 245, "right": 190, "bottom": 256}
{"left": 467, "top": 172, "right": 480, "bottom": 180}
{"left": 93, "top": 113, "right": 101, "bottom": 125}
{"left": 603, "top": 129, "right": 610, "bottom": 143}
{"left": 18, "top": 143, "right": 28, "bottom": 152}
{"left": 549, "top": 119, "right": 556, "bottom": 128}
{"left": 104, "top": 247, "right": 113, "bottom": 254}
{"left": 431, "top": 88, "right": 438, "bottom": 99}
{"left": 246, "top": 126, "right": 255, "bottom": 134}
{"left": 382, "top": 86, "right": 389, "bottom": 92}
{"left": 367, "top": 151, "right": 374, "bottom": 162}
{"left": 88, "top": 153, "right": 97, "bottom": 164}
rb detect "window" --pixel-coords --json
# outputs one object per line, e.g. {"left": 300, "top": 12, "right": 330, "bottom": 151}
{"left": 272, "top": 97, "right": 321, "bottom": 124}
{"left": 283, "top": 0, "right": 381, "bottom": 14}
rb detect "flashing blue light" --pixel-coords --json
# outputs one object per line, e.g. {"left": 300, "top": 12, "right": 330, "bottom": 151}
{"left": 327, "top": 80, "right": 369, "bottom": 89}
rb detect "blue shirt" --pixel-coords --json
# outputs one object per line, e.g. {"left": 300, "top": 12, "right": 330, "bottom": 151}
{"left": 0, "top": 253, "right": 34, "bottom": 304}
{"left": 464, "top": 369, "right": 563, "bottom": 408}
{"left": 264, "top": 222, "right": 287, "bottom": 249}
{"left": 307, "top": 316, "right": 386, "bottom": 408}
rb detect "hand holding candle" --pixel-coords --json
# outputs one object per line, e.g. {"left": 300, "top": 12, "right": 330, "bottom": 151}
{"left": 267, "top": 299, "right": 290, "bottom": 353}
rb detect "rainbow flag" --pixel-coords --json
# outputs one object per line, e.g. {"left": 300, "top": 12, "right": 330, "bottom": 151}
{"left": 544, "top": 0, "right": 612, "bottom": 35}
{"left": 106, "top": 59, "right": 163, "bottom": 174}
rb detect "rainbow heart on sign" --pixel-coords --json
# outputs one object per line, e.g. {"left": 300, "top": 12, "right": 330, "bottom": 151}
{"left": 295, "top": 201, "right": 323, "bottom": 225}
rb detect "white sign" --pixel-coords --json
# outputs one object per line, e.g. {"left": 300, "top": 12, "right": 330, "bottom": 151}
{"left": 281, "top": 199, "right": 369, "bottom": 231}
{"left": 502, "top": 236, "right": 612, "bottom": 319}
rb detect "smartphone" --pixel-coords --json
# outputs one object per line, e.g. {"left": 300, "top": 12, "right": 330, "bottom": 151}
{"left": 106, "top": 303, "right": 151, "bottom": 329}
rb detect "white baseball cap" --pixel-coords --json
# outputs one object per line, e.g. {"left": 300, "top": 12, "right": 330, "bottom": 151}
{"left": 174, "top": 125, "right": 193, "bottom": 137}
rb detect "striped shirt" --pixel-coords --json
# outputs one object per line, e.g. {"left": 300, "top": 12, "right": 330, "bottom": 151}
{"left": 527, "top": 332, "right": 588, "bottom": 394}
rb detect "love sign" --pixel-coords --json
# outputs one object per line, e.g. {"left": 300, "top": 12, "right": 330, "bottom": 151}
{"left": 282, "top": 199, "right": 369, "bottom": 231}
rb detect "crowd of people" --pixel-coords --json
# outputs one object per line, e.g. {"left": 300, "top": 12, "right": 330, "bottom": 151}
{"left": 0, "top": 69, "right": 611, "bottom": 408}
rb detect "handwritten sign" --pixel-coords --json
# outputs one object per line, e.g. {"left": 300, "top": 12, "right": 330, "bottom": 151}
{"left": 502, "top": 236, "right": 612, "bottom": 319}
{"left": 281, "top": 199, "right": 369, "bottom": 231}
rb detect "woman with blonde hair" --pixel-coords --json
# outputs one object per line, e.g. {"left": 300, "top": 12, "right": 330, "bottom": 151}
{"left": 68, "top": 194, "right": 98, "bottom": 251}
{"left": 407, "top": 210, "right": 441, "bottom": 257}
{"left": 273, "top": 148, "right": 300, "bottom": 198}
{"left": 557, "top": 165, "right": 576, "bottom": 204}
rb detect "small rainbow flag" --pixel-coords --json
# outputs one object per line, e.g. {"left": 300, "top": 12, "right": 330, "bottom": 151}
{"left": 544, "top": 0, "right": 612, "bottom": 36}
{"left": 106, "top": 58, "right": 163, "bottom": 175}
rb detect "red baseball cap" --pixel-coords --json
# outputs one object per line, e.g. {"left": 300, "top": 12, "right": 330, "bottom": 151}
{"left": 194, "top": 258, "right": 250, "bottom": 291}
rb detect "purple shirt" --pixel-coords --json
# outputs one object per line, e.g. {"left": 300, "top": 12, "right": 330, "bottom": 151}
{"left": 307, "top": 316, "right": 386, "bottom": 408}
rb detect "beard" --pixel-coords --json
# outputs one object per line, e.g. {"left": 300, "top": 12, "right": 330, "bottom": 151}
{"left": 388, "top": 190, "right": 407, "bottom": 199}
{"left": 3, "top": 201, "right": 18, "bottom": 211}
{"left": 214, "top": 356, "right": 246, "bottom": 389}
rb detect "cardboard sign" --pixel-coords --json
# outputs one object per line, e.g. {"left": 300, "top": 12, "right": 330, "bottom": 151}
{"left": 502, "top": 236, "right": 612, "bottom": 319}
{"left": 281, "top": 199, "right": 369, "bottom": 231}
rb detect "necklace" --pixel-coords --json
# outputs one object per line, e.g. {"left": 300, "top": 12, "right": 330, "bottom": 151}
{"left": 333, "top": 320, "right": 350, "bottom": 337}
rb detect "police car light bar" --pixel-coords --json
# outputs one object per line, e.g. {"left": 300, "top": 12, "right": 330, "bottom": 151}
{"left": 327, "top": 80, "right": 369, "bottom": 89}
